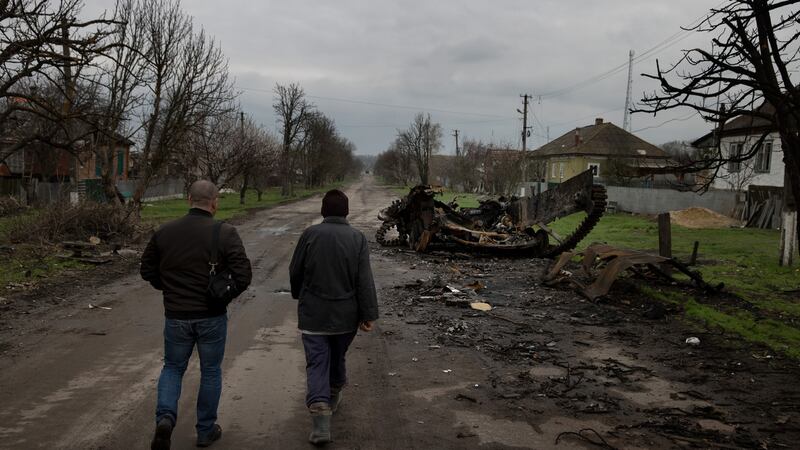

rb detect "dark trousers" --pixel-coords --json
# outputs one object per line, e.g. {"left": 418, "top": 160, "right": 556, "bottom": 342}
{"left": 302, "top": 332, "right": 357, "bottom": 407}
{"left": 156, "top": 314, "right": 227, "bottom": 437}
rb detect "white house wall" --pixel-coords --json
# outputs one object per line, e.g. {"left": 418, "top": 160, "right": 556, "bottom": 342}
{"left": 712, "top": 132, "right": 785, "bottom": 190}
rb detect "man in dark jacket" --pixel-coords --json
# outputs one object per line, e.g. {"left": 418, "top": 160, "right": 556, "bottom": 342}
{"left": 289, "top": 189, "right": 378, "bottom": 446}
{"left": 141, "top": 180, "right": 252, "bottom": 450}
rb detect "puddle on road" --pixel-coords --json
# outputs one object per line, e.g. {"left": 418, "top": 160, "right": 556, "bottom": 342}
{"left": 257, "top": 224, "right": 291, "bottom": 236}
{"left": 528, "top": 364, "right": 566, "bottom": 379}
{"left": 407, "top": 384, "right": 467, "bottom": 401}
{"left": 581, "top": 343, "right": 709, "bottom": 410}
{"left": 454, "top": 410, "right": 608, "bottom": 449}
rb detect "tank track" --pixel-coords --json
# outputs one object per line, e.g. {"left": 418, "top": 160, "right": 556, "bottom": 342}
{"left": 542, "top": 185, "right": 607, "bottom": 258}
{"left": 376, "top": 199, "right": 409, "bottom": 247}
{"left": 376, "top": 221, "right": 408, "bottom": 247}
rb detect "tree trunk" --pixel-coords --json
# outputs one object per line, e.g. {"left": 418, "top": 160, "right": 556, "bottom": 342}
{"left": 240, "top": 171, "right": 249, "bottom": 205}
{"left": 781, "top": 144, "right": 799, "bottom": 266}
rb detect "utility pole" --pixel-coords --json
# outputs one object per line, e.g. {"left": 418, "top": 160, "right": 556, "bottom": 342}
{"left": 239, "top": 111, "right": 248, "bottom": 205}
{"left": 517, "top": 94, "right": 531, "bottom": 183}
{"left": 452, "top": 129, "right": 460, "bottom": 156}
{"left": 623, "top": 49, "right": 635, "bottom": 132}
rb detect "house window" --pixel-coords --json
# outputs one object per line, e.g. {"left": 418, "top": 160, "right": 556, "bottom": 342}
{"left": 559, "top": 162, "right": 565, "bottom": 179}
{"left": 551, "top": 163, "right": 558, "bottom": 179}
{"left": 754, "top": 141, "right": 772, "bottom": 173}
{"left": 117, "top": 150, "right": 125, "bottom": 175}
{"left": 587, "top": 163, "right": 600, "bottom": 177}
{"left": 727, "top": 142, "right": 744, "bottom": 173}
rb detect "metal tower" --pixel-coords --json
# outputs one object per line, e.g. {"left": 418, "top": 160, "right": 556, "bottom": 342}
{"left": 623, "top": 50, "right": 635, "bottom": 132}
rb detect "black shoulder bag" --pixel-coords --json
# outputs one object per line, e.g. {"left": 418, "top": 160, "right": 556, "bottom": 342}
{"left": 207, "top": 222, "right": 239, "bottom": 305}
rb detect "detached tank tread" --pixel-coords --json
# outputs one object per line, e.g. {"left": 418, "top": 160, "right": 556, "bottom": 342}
{"left": 542, "top": 185, "right": 607, "bottom": 258}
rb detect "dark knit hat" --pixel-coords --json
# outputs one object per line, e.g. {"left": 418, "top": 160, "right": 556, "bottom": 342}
{"left": 321, "top": 189, "right": 349, "bottom": 218}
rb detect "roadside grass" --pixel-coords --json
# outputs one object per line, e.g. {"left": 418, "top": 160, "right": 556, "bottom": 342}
{"left": 641, "top": 286, "right": 800, "bottom": 359}
{"left": 550, "top": 212, "right": 800, "bottom": 358}
{"left": 1, "top": 212, "right": 91, "bottom": 295}
{"left": 0, "top": 251, "right": 89, "bottom": 293}
{"left": 385, "top": 185, "right": 483, "bottom": 209}
{"left": 141, "top": 183, "right": 345, "bottom": 224}
{"left": 0, "top": 182, "right": 345, "bottom": 294}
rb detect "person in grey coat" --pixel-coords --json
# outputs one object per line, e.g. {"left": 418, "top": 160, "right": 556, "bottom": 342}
{"left": 289, "top": 189, "right": 378, "bottom": 446}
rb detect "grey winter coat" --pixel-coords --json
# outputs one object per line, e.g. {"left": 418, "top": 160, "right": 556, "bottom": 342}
{"left": 289, "top": 216, "right": 379, "bottom": 333}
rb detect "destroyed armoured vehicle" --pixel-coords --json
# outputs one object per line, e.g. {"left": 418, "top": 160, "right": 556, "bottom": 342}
{"left": 376, "top": 169, "right": 607, "bottom": 258}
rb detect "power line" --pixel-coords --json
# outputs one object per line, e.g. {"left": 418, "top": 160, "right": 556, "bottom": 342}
{"left": 237, "top": 85, "right": 515, "bottom": 119}
{"left": 632, "top": 112, "right": 699, "bottom": 133}
{"left": 537, "top": 1, "right": 726, "bottom": 100}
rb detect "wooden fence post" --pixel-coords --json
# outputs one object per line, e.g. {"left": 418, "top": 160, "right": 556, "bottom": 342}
{"left": 658, "top": 213, "right": 672, "bottom": 274}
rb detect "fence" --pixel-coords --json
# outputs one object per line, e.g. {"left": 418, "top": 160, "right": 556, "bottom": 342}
{"left": 1, "top": 177, "right": 185, "bottom": 205}
{"left": 605, "top": 186, "right": 740, "bottom": 218}
{"left": 117, "top": 178, "right": 184, "bottom": 202}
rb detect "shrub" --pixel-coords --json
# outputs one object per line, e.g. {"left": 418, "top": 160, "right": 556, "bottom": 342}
{"left": 0, "top": 196, "right": 24, "bottom": 217}
{"left": 7, "top": 201, "right": 140, "bottom": 244}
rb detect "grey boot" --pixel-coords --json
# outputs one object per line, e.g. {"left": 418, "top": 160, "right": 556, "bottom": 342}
{"left": 330, "top": 387, "right": 343, "bottom": 414}
{"left": 308, "top": 402, "right": 332, "bottom": 446}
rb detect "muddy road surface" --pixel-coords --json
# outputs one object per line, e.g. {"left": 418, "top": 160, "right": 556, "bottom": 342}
{"left": 1, "top": 176, "right": 798, "bottom": 449}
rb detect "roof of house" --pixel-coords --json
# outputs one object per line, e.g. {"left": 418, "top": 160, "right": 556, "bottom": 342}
{"left": 722, "top": 101, "right": 776, "bottom": 132}
{"left": 532, "top": 119, "right": 669, "bottom": 159}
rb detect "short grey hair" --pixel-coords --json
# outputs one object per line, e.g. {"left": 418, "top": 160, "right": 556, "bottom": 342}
{"left": 188, "top": 180, "right": 219, "bottom": 207}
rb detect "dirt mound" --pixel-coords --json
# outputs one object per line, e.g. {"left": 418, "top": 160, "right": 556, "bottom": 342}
{"left": 670, "top": 207, "right": 741, "bottom": 229}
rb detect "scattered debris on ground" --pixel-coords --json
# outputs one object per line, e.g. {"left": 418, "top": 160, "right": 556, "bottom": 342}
{"left": 669, "top": 207, "right": 742, "bottom": 229}
{"left": 543, "top": 243, "right": 723, "bottom": 300}
{"left": 374, "top": 243, "right": 800, "bottom": 449}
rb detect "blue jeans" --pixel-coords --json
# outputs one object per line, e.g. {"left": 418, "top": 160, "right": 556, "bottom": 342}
{"left": 302, "top": 332, "right": 357, "bottom": 407}
{"left": 156, "top": 314, "right": 227, "bottom": 437}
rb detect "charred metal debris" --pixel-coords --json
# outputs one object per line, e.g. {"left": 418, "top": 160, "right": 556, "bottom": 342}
{"left": 543, "top": 243, "right": 724, "bottom": 301}
{"left": 377, "top": 170, "right": 606, "bottom": 257}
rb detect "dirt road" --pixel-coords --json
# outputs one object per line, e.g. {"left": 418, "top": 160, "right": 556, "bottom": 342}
{"left": 1, "top": 176, "right": 798, "bottom": 450}
{"left": 0, "top": 177, "right": 404, "bottom": 449}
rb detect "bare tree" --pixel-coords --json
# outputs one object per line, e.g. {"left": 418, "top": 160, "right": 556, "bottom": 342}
{"left": 273, "top": 82, "right": 312, "bottom": 197}
{"left": 130, "top": 0, "right": 235, "bottom": 208}
{"left": 88, "top": 0, "right": 148, "bottom": 203}
{"left": 176, "top": 110, "right": 265, "bottom": 192}
{"left": 374, "top": 143, "right": 414, "bottom": 186}
{"left": 0, "top": 0, "right": 117, "bottom": 166}
{"left": 396, "top": 113, "right": 441, "bottom": 185}
{"left": 634, "top": 0, "right": 800, "bottom": 262}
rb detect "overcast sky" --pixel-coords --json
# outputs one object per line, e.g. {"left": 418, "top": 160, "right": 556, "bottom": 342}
{"left": 85, "top": 0, "right": 722, "bottom": 155}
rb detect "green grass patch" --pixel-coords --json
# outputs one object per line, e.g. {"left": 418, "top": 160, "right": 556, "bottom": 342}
{"left": 641, "top": 286, "right": 800, "bottom": 359}
{"left": 549, "top": 212, "right": 798, "bottom": 311}
{"left": 581, "top": 212, "right": 800, "bottom": 359}
{"left": 0, "top": 249, "right": 90, "bottom": 292}
{"left": 141, "top": 184, "right": 345, "bottom": 224}
{"left": 386, "top": 185, "right": 483, "bottom": 209}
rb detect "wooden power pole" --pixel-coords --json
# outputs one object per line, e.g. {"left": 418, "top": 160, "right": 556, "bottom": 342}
{"left": 452, "top": 129, "right": 460, "bottom": 156}
{"left": 517, "top": 94, "right": 531, "bottom": 186}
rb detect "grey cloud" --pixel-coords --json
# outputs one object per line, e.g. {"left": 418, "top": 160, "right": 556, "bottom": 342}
{"left": 81, "top": 0, "right": 722, "bottom": 154}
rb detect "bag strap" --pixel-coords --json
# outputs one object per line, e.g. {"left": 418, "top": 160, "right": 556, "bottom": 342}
{"left": 209, "top": 221, "right": 223, "bottom": 275}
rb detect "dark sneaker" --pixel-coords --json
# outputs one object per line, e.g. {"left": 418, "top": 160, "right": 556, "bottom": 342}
{"left": 196, "top": 424, "right": 222, "bottom": 448}
{"left": 151, "top": 417, "right": 173, "bottom": 450}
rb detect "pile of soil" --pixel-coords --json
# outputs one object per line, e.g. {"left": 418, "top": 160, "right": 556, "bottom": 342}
{"left": 670, "top": 207, "right": 741, "bottom": 229}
